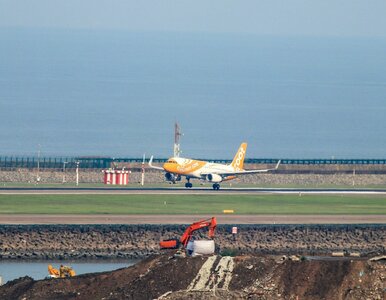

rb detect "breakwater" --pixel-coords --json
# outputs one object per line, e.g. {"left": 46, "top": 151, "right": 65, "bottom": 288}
{"left": 0, "top": 224, "right": 384, "bottom": 260}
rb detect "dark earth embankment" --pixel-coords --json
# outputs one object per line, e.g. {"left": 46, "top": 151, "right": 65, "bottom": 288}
{"left": 0, "top": 253, "right": 385, "bottom": 300}
{"left": 0, "top": 224, "right": 385, "bottom": 259}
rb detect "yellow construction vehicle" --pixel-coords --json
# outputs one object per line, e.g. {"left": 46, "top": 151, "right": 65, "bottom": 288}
{"left": 48, "top": 264, "right": 76, "bottom": 278}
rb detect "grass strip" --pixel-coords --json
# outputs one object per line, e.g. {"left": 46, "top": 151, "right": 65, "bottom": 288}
{"left": 0, "top": 194, "right": 385, "bottom": 215}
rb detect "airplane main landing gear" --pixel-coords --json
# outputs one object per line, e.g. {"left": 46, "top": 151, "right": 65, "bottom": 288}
{"left": 185, "top": 178, "right": 193, "bottom": 188}
{"left": 212, "top": 183, "right": 220, "bottom": 190}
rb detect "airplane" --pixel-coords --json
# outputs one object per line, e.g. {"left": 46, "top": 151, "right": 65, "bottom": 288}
{"left": 149, "top": 142, "right": 281, "bottom": 190}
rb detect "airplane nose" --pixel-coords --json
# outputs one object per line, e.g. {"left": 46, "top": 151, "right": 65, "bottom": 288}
{"left": 163, "top": 163, "right": 170, "bottom": 172}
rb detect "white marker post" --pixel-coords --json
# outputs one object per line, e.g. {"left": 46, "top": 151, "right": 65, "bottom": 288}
{"left": 75, "top": 161, "right": 80, "bottom": 186}
{"left": 232, "top": 226, "right": 238, "bottom": 241}
{"left": 36, "top": 144, "right": 41, "bottom": 184}
{"left": 353, "top": 168, "right": 356, "bottom": 186}
{"left": 62, "top": 161, "right": 68, "bottom": 184}
{"left": 141, "top": 154, "right": 145, "bottom": 186}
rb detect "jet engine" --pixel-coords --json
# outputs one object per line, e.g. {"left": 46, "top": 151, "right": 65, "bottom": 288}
{"left": 165, "top": 172, "right": 181, "bottom": 182}
{"left": 206, "top": 174, "right": 222, "bottom": 183}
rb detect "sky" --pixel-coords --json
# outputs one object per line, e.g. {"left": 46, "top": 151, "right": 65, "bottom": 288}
{"left": 0, "top": 1, "right": 385, "bottom": 158}
{"left": 1, "top": 0, "right": 386, "bottom": 37}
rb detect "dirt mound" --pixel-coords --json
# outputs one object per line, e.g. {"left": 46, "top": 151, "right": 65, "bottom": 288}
{"left": 0, "top": 254, "right": 385, "bottom": 300}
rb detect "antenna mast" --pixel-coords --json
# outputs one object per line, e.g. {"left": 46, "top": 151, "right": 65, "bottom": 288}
{"left": 174, "top": 122, "right": 182, "bottom": 157}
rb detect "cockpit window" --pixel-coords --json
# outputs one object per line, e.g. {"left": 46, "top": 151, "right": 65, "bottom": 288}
{"left": 167, "top": 160, "right": 177, "bottom": 163}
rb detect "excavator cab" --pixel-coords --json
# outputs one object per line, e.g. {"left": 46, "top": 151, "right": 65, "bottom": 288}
{"left": 59, "top": 265, "right": 76, "bottom": 277}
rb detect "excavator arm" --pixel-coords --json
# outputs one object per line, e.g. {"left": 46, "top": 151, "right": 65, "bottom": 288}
{"left": 160, "top": 217, "right": 217, "bottom": 249}
{"left": 180, "top": 217, "right": 217, "bottom": 247}
{"left": 48, "top": 265, "right": 60, "bottom": 277}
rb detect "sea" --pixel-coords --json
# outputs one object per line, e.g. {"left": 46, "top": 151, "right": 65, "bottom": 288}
{"left": 0, "top": 28, "right": 385, "bottom": 159}
{"left": 0, "top": 259, "right": 137, "bottom": 284}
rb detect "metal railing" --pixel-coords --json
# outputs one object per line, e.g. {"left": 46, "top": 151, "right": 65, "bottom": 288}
{"left": 0, "top": 156, "right": 385, "bottom": 169}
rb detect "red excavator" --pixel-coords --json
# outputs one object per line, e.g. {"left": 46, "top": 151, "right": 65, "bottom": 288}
{"left": 160, "top": 217, "right": 217, "bottom": 249}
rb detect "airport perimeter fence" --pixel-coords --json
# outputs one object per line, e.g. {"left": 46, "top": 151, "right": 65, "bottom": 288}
{"left": 0, "top": 156, "right": 386, "bottom": 170}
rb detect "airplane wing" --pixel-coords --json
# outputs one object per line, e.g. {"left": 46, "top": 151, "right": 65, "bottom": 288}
{"left": 202, "top": 160, "right": 281, "bottom": 177}
{"left": 148, "top": 156, "right": 165, "bottom": 170}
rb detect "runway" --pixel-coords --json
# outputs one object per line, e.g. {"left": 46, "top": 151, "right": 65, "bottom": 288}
{"left": 0, "top": 187, "right": 386, "bottom": 195}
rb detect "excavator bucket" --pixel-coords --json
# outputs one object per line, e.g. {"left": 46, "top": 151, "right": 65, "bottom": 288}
{"left": 160, "top": 238, "right": 179, "bottom": 249}
{"left": 59, "top": 265, "right": 76, "bottom": 277}
{"left": 208, "top": 217, "right": 217, "bottom": 238}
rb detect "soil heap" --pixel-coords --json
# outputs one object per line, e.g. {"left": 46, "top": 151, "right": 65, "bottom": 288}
{"left": 0, "top": 253, "right": 385, "bottom": 300}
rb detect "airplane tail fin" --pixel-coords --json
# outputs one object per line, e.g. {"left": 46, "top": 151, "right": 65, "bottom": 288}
{"left": 231, "top": 143, "right": 247, "bottom": 171}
